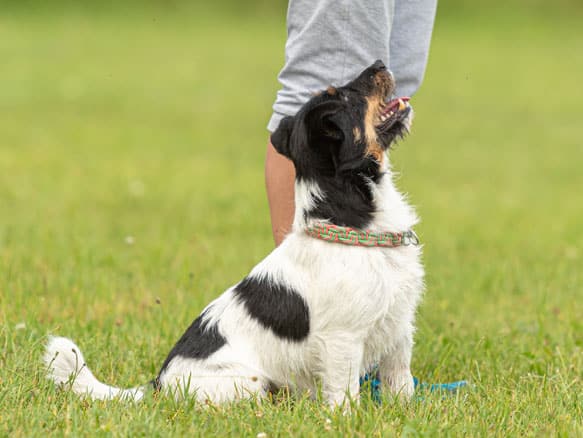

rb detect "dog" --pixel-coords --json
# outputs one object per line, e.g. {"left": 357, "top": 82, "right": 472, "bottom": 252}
{"left": 44, "top": 60, "right": 424, "bottom": 408}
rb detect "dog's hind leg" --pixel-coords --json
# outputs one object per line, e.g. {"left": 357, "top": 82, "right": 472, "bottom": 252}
{"left": 158, "top": 355, "right": 268, "bottom": 404}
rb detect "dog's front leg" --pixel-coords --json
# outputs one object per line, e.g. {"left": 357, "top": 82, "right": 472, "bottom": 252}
{"left": 378, "top": 328, "right": 415, "bottom": 400}
{"left": 320, "top": 339, "right": 362, "bottom": 411}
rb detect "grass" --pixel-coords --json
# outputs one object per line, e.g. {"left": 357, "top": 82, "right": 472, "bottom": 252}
{"left": 1, "top": 4, "right": 582, "bottom": 436}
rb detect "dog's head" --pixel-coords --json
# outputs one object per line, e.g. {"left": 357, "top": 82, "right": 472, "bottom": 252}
{"left": 271, "top": 60, "right": 413, "bottom": 181}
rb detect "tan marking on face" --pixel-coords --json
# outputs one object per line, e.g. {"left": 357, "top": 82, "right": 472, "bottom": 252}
{"left": 364, "top": 95, "right": 384, "bottom": 163}
{"left": 374, "top": 70, "right": 395, "bottom": 98}
{"left": 326, "top": 86, "right": 337, "bottom": 96}
{"left": 353, "top": 127, "right": 361, "bottom": 142}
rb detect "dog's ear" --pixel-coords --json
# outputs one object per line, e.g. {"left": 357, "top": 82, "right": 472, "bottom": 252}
{"left": 304, "top": 100, "right": 345, "bottom": 146}
{"left": 304, "top": 100, "right": 362, "bottom": 175}
{"left": 307, "top": 100, "right": 375, "bottom": 177}
{"left": 270, "top": 116, "right": 295, "bottom": 159}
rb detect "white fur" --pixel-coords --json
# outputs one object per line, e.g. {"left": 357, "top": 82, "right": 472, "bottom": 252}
{"left": 44, "top": 336, "right": 145, "bottom": 401}
{"left": 45, "top": 150, "right": 424, "bottom": 408}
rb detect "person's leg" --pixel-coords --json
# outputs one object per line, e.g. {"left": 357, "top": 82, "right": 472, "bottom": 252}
{"left": 265, "top": 0, "right": 465, "bottom": 400}
{"left": 389, "top": 0, "right": 438, "bottom": 97}
{"left": 265, "top": 139, "right": 295, "bottom": 246}
{"left": 266, "top": 0, "right": 395, "bottom": 244}
{"left": 265, "top": 0, "right": 437, "bottom": 246}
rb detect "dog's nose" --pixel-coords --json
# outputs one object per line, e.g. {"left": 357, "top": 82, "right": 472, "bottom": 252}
{"left": 372, "top": 60, "right": 387, "bottom": 71}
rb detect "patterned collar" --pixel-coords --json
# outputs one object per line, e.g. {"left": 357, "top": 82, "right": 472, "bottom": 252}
{"left": 305, "top": 222, "right": 419, "bottom": 248}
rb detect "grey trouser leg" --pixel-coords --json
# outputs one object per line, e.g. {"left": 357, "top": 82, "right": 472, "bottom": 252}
{"left": 267, "top": 0, "right": 437, "bottom": 132}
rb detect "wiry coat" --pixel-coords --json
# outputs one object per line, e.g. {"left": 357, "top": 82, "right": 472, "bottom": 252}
{"left": 45, "top": 60, "right": 424, "bottom": 408}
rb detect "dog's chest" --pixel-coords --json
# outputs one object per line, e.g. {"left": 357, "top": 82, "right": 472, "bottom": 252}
{"left": 282, "top": 235, "right": 423, "bottom": 330}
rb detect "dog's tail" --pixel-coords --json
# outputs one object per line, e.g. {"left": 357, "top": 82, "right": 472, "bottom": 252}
{"left": 44, "top": 336, "right": 148, "bottom": 401}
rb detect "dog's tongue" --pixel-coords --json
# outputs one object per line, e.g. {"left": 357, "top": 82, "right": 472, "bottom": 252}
{"left": 385, "top": 96, "right": 410, "bottom": 113}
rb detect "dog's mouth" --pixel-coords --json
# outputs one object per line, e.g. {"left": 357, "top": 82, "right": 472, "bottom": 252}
{"left": 376, "top": 97, "right": 411, "bottom": 132}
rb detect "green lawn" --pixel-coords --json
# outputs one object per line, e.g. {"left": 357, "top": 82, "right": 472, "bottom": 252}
{"left": 1, "top": 4, "right": 581, "bottom": 436}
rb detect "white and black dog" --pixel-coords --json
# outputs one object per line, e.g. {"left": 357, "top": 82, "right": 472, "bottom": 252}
{"left": 45, "top": 60, "right": 424, "bottom": 408}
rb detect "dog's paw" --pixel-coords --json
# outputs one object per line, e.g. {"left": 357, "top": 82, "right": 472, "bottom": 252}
{"left": 386, "top": 369, "right": 414, "bottom": 400}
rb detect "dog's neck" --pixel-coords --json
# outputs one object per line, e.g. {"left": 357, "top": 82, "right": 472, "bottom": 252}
{"left": 292, "top": 160, "right": 418, "bottom": 234}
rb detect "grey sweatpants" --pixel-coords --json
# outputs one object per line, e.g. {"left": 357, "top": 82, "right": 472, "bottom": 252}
{"left": 267, "top": 0, "right": 437, "bottom": 132}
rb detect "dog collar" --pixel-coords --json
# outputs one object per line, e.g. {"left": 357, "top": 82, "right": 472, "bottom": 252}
{"left": 305, "top": 223, "right": 419, "bottom": 248}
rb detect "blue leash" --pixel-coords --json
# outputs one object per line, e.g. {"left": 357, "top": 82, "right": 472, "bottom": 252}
{"left": 412, "top": 376, "right": 468, "bottom": 393}
{"left": 360, "top": 371, "right": 468, "bottom": 403}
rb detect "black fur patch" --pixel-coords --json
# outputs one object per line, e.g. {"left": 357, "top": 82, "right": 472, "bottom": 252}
{"left": 234, "top": 276, "right": 310, "bottom": 342}
{"left": 157, "top": 308, "right": 226, "bottom": 374}
{"left": 303, "top": 170, "right": 379, "bottom": 229}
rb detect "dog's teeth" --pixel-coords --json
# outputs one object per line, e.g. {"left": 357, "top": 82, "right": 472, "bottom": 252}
{"left": 389, "top": 111, "right": 394, "bottom": 117}
{"left": 381, "top": 114, "right": 387, "bottom": 121}
{"left": 398, "top": 99, "right": 406, "bottom": 111}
